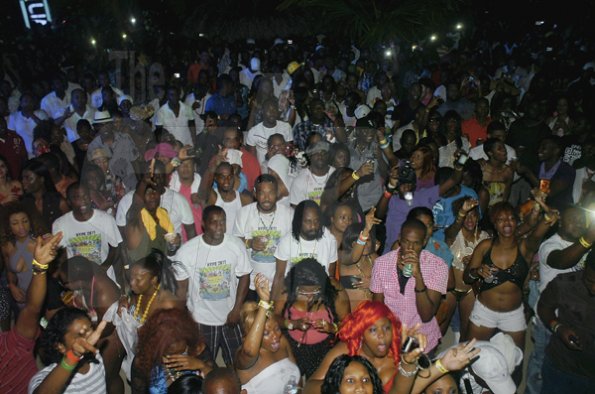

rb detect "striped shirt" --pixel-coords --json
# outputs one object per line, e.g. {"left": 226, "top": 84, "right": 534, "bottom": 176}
{"left": 0, "top": 329, "right": 37, "bottom": 394}
{"left": 370, "top": 249, "right": 448, "bottom": 352}
{"left": 28, "top": 354, "right": 106, "bottom": 394}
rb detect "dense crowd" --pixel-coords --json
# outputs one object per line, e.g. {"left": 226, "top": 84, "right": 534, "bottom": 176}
{"left": 0, "top": 20, "right": 594, "bottom": 394}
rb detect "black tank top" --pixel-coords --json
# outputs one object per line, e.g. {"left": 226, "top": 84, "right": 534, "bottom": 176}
{"left": 479, "top": 244, "right": 529, "bottom": 292}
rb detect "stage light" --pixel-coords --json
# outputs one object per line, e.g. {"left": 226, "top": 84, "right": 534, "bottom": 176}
{"left": 90, "top": 38, "right": 96, "bottom": 46}
{"left": 385, "top": 49, "right": 392, "bottom": 57}
{"left": 456, "top": 23, "right": 463, "bottom": 30}
{"left": 130, "top": 16, "right": 136, "bottom": 25}
{"left": 122, "top": 33, "right": 127, "bottom": 39}
{"left": 430, "top": 34, "right": 437, "bottom": 42}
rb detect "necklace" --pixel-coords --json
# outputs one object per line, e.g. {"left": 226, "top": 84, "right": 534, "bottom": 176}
{"left": 257, "top": 208, "right": 276, "bottom": 230}
{"left": 134, "top": 284, "right": 161, "bottom": 324}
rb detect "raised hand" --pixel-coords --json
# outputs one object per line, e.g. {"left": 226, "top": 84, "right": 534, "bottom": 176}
{"left": 400, "top": 323, "right": 427, "bottom": 364}
{"left": 72, "top": 320, "right": 107, "bottom": 356}
{"left": 34, "top": 232, "right": 63, "bottom": 266}
{"left": 439, "top": 339, "right": 480, "bottom": 371}
{"left": 254, "top": 273, "right": 271, "bottom": 302}
{"left": 364, "top": 207, "right": 382, "bottom": 231}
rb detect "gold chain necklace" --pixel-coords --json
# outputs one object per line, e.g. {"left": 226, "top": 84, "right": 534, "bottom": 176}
{"left": 134, "top": 284, "right": 161, "bottom": 324}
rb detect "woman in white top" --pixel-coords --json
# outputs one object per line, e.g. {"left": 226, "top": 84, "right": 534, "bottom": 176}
{"left": 29, "top": 308, "right": 108, "bottom": 394}
{"left": 236, "top": 274, "right": 300, "bottom": 394}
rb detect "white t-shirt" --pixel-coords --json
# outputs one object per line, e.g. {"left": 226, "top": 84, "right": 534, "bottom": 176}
{"left": 246, "top": 121, "right": 293, "bottom": 165}
{"left": 40, "top": 91, "right": 69, "bottom": 120}
{"left": 572, "top": 167, "right": 595, "bottom": 204}
{"left": 29, "top": 354, "right": 106, "bottom": 394}
{"left": 232, "top": 203, "right": 293, "bottom": 288}
{"left": 274, "top": 228, "right": 338, "bottom": 276}
{"left": 174, "top": 235, "right": 252, "bottom": 326}
{"left": 538, "top": 233, "right": 586, "bottom": 293}
{"left": 52, "top": 210, "right": 122, "bottom": 265}
{"left": 7, "top": 110, "right": 49, "bottom": 157}
{"left": 289, "top": 167, "right": 335, "bottom": 206}
{"left": 154, "top": 101, "right": 195, "bottom": 146}
{"left": 90, "top": 86, "right": 124, "bottom": 109}
{"left": 63, "top": 105, "right": 96, "bottom": 142}
{"left": 116, "top": 188, "right": 193, "bottom": 235}
{"left": 469, "top": 143, "right": 517, "bottom": 165}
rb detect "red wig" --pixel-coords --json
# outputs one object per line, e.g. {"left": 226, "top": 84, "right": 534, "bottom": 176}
{"left": 135, "top": 308, "right": 204, "bottom": 381}
{"left": 337, "top": 301, "right": 402, "bottom": 365}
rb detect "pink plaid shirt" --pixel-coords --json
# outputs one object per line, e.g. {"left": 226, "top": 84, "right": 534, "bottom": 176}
{"left": 370, "top": 248, "right": 448, "bottom": 352}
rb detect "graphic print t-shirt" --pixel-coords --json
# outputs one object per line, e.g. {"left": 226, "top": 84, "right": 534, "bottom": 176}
{"left": 174, "top": 234, "right": 252, "bottom": 325}
{"left": 232, "top": 203, "right": 293, "bottom": 288}
{"left": 52, "top": 210, "right": 122, "bottom": 265}
{"left": 274, "top": 228, "right": 337, "bottom": 276}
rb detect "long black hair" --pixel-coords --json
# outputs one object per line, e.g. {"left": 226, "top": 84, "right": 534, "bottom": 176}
{"left": 22, "top": 158, "right": 58, "bottom": 194}
{"left": 321, "top": 354, "right": 384, "bottom": 394}
{"left": 282, "top": 258, "right": 338, "bottom": 323}
{"left": 36, "top": 307, "right": 90, "bottom": 365}
{"left": 131, "top": 249, "right": 179, "bottom": 294}
{"left": 292, "top": 200, "right": 323, "bottom": 241}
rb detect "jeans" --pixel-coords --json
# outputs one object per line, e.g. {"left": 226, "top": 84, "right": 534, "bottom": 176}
{"left": 541, "top": 355, "right": 594, "bottom": 394}
{"left": 525, "top": 318, "right": 551, "bottom": 394}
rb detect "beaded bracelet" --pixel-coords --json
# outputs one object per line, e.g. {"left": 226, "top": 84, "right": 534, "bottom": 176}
{"left": 398, "top": 361, "right": 419, "bottom": 377}
{"left": 258, "top": 300, "right": 274, "bottom": 311}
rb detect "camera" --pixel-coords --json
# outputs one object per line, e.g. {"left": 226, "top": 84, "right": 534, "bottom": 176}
{"left": 401, "top": 337, "right": 431, "bottom": 369}
{"left": 398, "top": 161, "right": 416, "bottom": 185}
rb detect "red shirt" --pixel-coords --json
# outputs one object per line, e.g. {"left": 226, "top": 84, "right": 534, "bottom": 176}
{"left": 0, "top": 329, "right": 38, "bottom": 394}
{"left": 240, "top": 147, "right": 261, "bottom": 191}
{"left": 462, "top": 117, "right": 491, "bottom": 147}
{"left": 0, "top": 130, "right": 28, "bottom": 179}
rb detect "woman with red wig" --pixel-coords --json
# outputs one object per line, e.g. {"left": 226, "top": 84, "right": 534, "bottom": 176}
{"left": 131, "top": 308, "right": 214, "bottom": 394}
{"left": 304, "top": 301, "right": 479, "bottom": 394}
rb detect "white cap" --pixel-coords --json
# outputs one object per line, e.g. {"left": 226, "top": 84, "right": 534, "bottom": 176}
{"left": 470, "top": 333, "right": 523, "bottom": 394}
{"left": 118, "top": 94, "right": 133, "bottom": 106}
{"left": 354, "top": 104, "right": 371, "bottom": 120}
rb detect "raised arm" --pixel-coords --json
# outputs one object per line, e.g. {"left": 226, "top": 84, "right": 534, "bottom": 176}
{"left": 16, "top": 233, "right": 63, "bottom": 340}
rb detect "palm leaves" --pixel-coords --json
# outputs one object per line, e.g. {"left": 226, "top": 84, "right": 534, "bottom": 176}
{"left": 278, "top": 0, "right": 467, "bottom": 45}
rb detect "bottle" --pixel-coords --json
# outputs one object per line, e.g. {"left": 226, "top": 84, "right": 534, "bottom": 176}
{"left": 283, "top": 376, "right": 299, "bottom": 394}
{"left": 402, "top": 263, "right": 413, "bottom": 278}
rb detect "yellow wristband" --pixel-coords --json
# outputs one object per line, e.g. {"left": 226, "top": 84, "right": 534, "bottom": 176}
{"left": 258, "top": 300, "right": 274, "bottom": 310}
{"left": 579, "top": 236, "right": 592, "bottom": 249}
{"left": 351, "top": 171, "right": 361, "bottom": 181}
{"left": 32, "top": 259, "right": 49, "bottom": 270}
{"left": 435, "top": 359, "right": 449, "bottom": 374}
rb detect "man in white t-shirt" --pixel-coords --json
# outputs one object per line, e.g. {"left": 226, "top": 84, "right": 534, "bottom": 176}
{"left": 7, "top": 93, "right": 49, "bottom": 157}
{"left": 52, "top": 183, "right": 123, "bottom": 284}
{"left": 90, "top": 72, "right": 124, "bottom": 109}
{"left": 233, "top": 174, "right": 293, "bottom": 295}
{"left": 289, "top": 141, "right": 335, "bottom": 207}
{"left": 116, "top": 160, "right": 196, "bottom": 239}
{"left": 271, "top": 200, "right": 337, "bottom": 301}
{"left": 246, "top": 98, "right": 293, "bottom": 166}
{"left": 175, "top": 205, "right": 251, "bottom": 366}
{"left": 468, "top": 121, "right": 517, "bottom": 164}
{"left": 154, "top": 85, "right": 196, "bottom": 147}
{"left": 526, "top": 206, "right": 593, "bottom": 394}
{"left": 58, "top": 89, "right": 95, "bottom": 142}
{"left": 40, "top": 76, "right": 70, "bottom": 120}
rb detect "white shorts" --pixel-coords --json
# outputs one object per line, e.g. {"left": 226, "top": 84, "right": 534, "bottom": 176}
{"left": 469, "top": 298, "right": 527, "bottom": 332}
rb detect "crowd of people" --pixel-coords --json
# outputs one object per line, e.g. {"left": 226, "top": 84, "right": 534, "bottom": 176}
{"left": 0, "top": 18, "right": 594, "bottom": 394}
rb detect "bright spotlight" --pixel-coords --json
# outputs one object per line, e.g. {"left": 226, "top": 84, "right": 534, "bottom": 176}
{"left": 411, "top": 44, "right": 418, "bottom": 51}
{"left": 130, "top": 16, "right": 136, "bottom": 25}
{"left": 430, "top": 34, "right": 437, "bottom": 42}
{"left": 456, "top": 23, "right": 463, "bottom": 30}
{"left": 122, "top": 33, "right": 127, "bottom": 39}
{"left": 90, "top": 38, "right": 96, "bottom": 46}
{"left": 385, "top": 49, "right": 392, "bottom": 57}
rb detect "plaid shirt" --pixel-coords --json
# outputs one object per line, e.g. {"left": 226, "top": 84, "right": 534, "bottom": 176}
{"left": 370, "top": 248, "right": 448, "bottom": 352}
{"left": 292, "top": 118, "right": 335, "bottom": 150}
